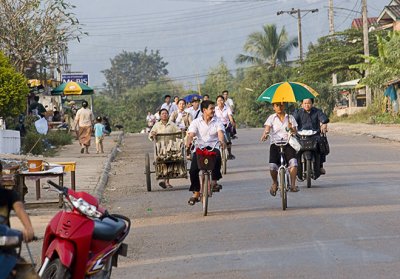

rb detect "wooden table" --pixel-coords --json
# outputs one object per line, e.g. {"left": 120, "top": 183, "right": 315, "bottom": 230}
{"left": 17, "top": 166, "right": 64, "bottom": 207}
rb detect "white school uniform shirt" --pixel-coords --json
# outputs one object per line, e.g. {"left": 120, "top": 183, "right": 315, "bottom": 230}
{"left": 185, "top": 107, "right": 202, "bottom": 120}
{"left": 264, "top": 113, "right": 298, "bottom": 144}
{"left": 188, "top": 116, "right": 225, "bottom": 150}
{"left": 225, "top": 98, "right": 234, "bottom": 112}
{"left": 214, "top": 105, "right": 232, "bottom": 125}
{"left": 160, "top": 102, "right": 177, "bottom": 114}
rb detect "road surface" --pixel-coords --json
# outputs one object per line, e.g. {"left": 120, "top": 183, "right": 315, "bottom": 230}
{"left": 104, "top": 128, "right": 400, "bottom": 279}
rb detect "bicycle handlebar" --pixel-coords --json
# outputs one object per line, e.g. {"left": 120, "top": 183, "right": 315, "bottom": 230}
{"left": 191, "top": 137, "right": 220, "bottom": 152}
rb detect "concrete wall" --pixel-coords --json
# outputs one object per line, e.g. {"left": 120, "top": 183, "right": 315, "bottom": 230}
{"left": 335, "top": 107, "right": 367, "bottom": 117}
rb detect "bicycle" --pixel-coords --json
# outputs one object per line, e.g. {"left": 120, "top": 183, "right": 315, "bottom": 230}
{"left": 192, "top": 140, "right": 220, "bottom": 216}
{"left": 264, "top": 136, "right": 292, "bottom": 211}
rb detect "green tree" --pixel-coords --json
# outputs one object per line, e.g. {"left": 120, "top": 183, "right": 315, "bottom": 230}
{"left": 202, "top": 58, "right": 234, "bottom": 99}
{"left": 299, "top": 28, "right": 382, "bottom": 83}
{"left": 0, "top": 0, "right": 85, "bottom": 74}
{"left": 351, "top": 31, "right": 400, "bottom": 88}
{"left": 0, "top": 52, "right": 29, "bottom": 117}
{"left": 236, "top": 24, "right": 298, "bottom": 69}
{"left": 94, "top": 78, "right": 187, "bottom": 132}
{"left": 102, "top": 48, "right": 168, "bottom": 96}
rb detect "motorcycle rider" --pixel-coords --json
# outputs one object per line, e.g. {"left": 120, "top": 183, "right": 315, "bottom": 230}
{"left": 0, "top": 164, "right": 37, "bottom": 278}
{"left": 0, "top": 164, "right": 35, "bottom": 242}
{"left": 292, "top": 98, "right": 329, "bottom": 174}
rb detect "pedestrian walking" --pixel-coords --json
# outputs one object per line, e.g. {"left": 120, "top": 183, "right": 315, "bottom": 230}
{"left": 94, "top": 116, "right": 105, "bottom": 154}
{"left": 74, "top": 101, "right": 94, "bottom": 154}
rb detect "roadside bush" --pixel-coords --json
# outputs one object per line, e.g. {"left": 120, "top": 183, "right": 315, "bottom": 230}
{"left": 21, "top": 130, "right": 73, "bottom": 155}
{"left": 46, "top": 130, "right": 73, "bottom": 146}
{"left": 21, "top": 130, "right": 45, "bottom": 155}
{"left": 20, "top": 115, "right": 73, "bottom": 155}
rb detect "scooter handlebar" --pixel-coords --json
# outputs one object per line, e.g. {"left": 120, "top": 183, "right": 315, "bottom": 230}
{"left": 47, "top": 180, "right": 66, "bottom": 194}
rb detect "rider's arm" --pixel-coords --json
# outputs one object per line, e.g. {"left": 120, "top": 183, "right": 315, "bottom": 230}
{"left": 261, "top": 125, "right": 271, "bottom": 141}
{"left": 228, "top": 114, "right": 235, "bottom": 126}
{"left": 217, "top": 130, "right": 225, "bottom": 149}
{"left": 186, "top": 132, "right": 195, "bottom": 148}
{"left": 13, "top": 201, "right": 34, "bottom": 242}
{"left": 317, "top": 109, "right": 329, "bottom": 133}
{"left": 148, "top": 123, "right": 158, "bottom": 141}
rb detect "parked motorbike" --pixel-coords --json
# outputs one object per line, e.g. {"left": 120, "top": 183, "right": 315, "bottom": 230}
{"left": 38, "top": 180, "right": 131, "bottom": 279}
{"left": 0, "top": 222, "right": 39, "bottom": 279}
{"left": 296, "top": 130, "right": 321, "bottom": 188}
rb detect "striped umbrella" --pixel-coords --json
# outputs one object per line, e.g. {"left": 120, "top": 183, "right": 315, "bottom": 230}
{"left": 257, "top": 82, "right": 318, "bottom": 103}
{"left": 51, "top": 81, "right": 94, "bottom": 95}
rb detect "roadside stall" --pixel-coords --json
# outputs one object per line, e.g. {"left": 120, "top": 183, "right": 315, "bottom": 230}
{"left": 50, "top": 81, "right": 94, "bottom": 131}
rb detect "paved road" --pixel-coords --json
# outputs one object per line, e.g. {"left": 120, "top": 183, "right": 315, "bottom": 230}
{"left": 104, "top": 128, "right": 400, "bottom": 279}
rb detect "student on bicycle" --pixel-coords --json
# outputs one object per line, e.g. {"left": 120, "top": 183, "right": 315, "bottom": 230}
{"left": 169, "top": 99, "right": 192, "bottom": 131}
{"left": 185, "top": 100, "right": 225, "bottom": 205}
{"left": 260, "top": 102, "right": 299, "bottom": 196}
{"left": 215, "top": 95, "right": 236, "bottom": 160}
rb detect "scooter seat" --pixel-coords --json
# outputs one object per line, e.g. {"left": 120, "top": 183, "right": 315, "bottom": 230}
{"left": 93, "top": 217, "right": 126, "bottom": 241}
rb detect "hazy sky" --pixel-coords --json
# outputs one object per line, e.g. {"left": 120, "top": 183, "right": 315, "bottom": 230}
{"left": 67, "top": 0, "right": 385, "bottom": 90}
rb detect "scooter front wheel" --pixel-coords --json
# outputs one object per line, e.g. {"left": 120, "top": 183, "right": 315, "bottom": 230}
{"left": 41, "top": 259, "right": 71, "bottom": 279}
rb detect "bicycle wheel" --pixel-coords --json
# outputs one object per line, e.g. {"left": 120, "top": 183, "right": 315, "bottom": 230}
{"left": 145, "top": 153, "right": 151, "bottom": 191}
{"left": 279, "top": 168, "right": 287, "bottom": 210}
{"left": 306, "top": 159, "right": 312, "bottom": 188}
{"left": 221, "top": 147, "right": 227, "bottom": 174}
{"left": 202, "top": 172, "right": 209, "bottom": 216}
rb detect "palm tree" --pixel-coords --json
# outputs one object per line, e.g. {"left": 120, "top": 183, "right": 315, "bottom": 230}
{"left": 236, "top": 24, "right": 298, "bottom": 69}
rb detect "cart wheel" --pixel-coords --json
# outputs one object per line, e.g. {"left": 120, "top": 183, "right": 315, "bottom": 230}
{"left": 145, "top": 153, "right": 151, "bottom": 191}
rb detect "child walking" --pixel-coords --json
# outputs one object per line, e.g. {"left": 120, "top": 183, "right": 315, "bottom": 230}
{"left": 94, "top": 116, "right": 105, "bottom": 154}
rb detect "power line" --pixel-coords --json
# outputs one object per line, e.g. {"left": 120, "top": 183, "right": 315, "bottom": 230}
{"left": 277, "top": 8, "right": 319, "bottom": 61}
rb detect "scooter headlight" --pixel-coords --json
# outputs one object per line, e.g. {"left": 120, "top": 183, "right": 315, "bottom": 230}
{"left": 69, "top": 196, "right": 102, "bottom": 218}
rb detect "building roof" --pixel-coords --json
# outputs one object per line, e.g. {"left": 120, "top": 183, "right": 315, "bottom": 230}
{"left": 377, "top": 4, "right": 400, "bottom": 24}
{"left": 333, "top": 79, "right": 361, "bottom": 89}
{"left": 389, "top": 0, "right": 400, "bottom": 6}
{"left": 351, "top": 17, "right": 378, "bottom": 29}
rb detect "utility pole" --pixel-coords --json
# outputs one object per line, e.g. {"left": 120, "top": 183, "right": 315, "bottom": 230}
{"left": 328, "top": 0, "right": 337, "bottom": 85}
{"left": 277, "top": 8, "right": 319, "bottom": 62}
{"left": 328, "top": 0, "right": 335, "bottom": 35}
{"left": 362, "top": 0, "right": 372, "bottom": 106}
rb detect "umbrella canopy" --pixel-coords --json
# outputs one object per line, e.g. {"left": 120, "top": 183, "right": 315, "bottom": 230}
{"left": 183, "top": 94, "right": 202, "bottom": 103}
{"left": 257, "top": 82, "right": 318, "bottom": 103}
{"left": 51, "top": 81, "right": 94, "bottom": 96}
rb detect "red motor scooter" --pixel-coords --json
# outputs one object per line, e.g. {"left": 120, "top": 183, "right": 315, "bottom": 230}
{"left": 38, "top": 180, "right": 131, "bottom": 279}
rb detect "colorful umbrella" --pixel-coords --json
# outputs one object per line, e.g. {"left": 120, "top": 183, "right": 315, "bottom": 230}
{"left": 51, "top": 81, "right": 94, "bottom": 96}
{"left": 257, "top": 82, "right": 318, "bottom": 103}
{"left": 183, "top": 94, "right": 202, "bottom": 103}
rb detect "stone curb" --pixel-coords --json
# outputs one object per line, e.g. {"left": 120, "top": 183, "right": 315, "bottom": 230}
{"left": 94, "top": 132, "right": 124, "bottom": 201}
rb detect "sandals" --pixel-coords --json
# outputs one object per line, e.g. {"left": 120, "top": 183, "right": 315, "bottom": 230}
{"left": 269, "top": 185, "right": 277, "bottom": 197}
{"left": 211, "top": 183, "right": 222, "bottom": 192}
{"left": 188, "top": 196, "right": 200, "bottom": 206}
{"left": 290, "top": 187, "right": 300, "bottom": 192}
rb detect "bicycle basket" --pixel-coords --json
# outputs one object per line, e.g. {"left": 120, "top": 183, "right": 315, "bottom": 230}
{"left": 196, "top": 148, "right": 217, "bottom": 170}
{"left": 299, "top": 138, "right": 318, "bottom": 151}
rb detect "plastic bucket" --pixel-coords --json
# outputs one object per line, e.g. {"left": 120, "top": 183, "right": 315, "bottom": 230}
{"left": 27, "top": 160, "right": 43, "bottom": 172}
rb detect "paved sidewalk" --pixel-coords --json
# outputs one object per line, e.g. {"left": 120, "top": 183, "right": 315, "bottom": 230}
{"left": 329, "top": 122, "right": 400, "bottom": 142}
{"left": 8, "top": 131, "right": 123, "bottom": 237}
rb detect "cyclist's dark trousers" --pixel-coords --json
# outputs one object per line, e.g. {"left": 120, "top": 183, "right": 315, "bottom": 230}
{"left": 189, "top": 149, "right": 222, "bottom": 192}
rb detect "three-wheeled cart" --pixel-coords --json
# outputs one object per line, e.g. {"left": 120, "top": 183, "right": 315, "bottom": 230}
{"left": 144, "top": 132, "right": 188, "bottom": 191}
